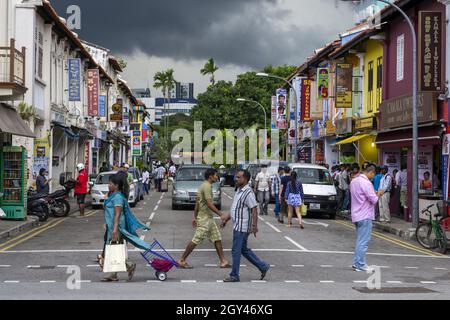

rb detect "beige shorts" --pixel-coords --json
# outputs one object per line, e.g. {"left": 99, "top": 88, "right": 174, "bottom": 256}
{"left": 400, "top": 188, "right": 407, "bottom": 207}
{"left": 192, "top": 218, "right": 222, "bottom": 245}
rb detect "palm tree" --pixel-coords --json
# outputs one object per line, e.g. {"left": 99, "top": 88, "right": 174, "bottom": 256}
{"left": 201, "top": 58, "right": 219, "bottom": 85}
{"left": 153, "top": 69, "right": 176, "bottom": 145}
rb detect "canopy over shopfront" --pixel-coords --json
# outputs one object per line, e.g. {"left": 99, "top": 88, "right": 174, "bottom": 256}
{"left": 336, "top": 134, "right": 372, "bottom": 146}
{"left": 0, "top": 103, "right": 35, "bottom": 138}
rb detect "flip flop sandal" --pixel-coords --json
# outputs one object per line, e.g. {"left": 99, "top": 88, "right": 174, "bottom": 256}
{"left": 101, "top": 276, "right": 119, "bottom": 282}
{"left": 220, "top": 263, "right": 232, "bottom": 268}
{"left": 178, "top": 262, "right": 193, "bottom": 269}
{"left": 127, "top": 264, "right": 137, "bottom": 281}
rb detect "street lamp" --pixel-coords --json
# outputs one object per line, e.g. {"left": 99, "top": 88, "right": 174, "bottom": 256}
{"left": 257, "top": 72, "right": 299, "bottom": 162}
{"left": 341, "top": 0, "right": 418, "bottom": 228}
{"left": 236, "top": 98, "right": 267, "bottom": 132}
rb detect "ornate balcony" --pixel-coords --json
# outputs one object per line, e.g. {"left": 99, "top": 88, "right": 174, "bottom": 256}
{"left": 0, "top": 39, "right": 27, "bottom": 100}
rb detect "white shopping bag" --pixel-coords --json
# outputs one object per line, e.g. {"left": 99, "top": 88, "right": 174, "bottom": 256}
{"left": 103, "top": 242, "right": 127, "bottom": 273}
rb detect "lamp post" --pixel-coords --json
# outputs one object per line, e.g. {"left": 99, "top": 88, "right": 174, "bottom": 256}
{"left": 257, "top": 72, "right": 299, "bottom": 163}
{"left": 341, "top": 0, "right": 418, "bottom": 228}
{"left": 236, "top": 98, "right": 267, "bottom": 132}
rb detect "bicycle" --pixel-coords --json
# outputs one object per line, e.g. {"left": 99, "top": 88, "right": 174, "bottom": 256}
{"left": 415, "top": 202, "right": 448, "bottom": 254}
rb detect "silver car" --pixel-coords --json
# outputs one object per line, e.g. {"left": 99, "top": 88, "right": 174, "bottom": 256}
{"left": 90, "top": 171, "right": 139, "bottom": 208}
{"left": 172, "top": 165, "right": 222, "bottom": 210}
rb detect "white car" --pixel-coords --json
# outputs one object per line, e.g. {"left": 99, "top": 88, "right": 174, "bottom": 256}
{"left": 90, "top": 171, "right": 139, "bottom": 208}
{"left": 289, "top": 163, "right": 338, "bottom": 219}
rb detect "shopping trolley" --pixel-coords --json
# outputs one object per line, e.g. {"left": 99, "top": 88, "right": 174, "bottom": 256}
{"left": 140, "top": 239, "right": 179, "bottom": 281}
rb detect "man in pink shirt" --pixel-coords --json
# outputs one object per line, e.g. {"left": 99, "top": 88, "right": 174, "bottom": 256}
{"left": 349, "top": 163, "right": 379, "bottom": 272}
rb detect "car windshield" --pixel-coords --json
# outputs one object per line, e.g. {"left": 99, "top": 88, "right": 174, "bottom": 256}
{"left": 176, "top": 168, "right": 209, "bottom": 181}
{"left": 96, "top": 174, "right": 114, "bottom": 184}
{"left": 292, "top": 168, "right": 333, "bottom": 185}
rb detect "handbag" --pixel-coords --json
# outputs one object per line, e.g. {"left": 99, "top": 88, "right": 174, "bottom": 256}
{"left": 300, "top": 204, "right": 308, "bottom": 217}
{"left": 103, "top": 241, "right": 127, "bottom": 273}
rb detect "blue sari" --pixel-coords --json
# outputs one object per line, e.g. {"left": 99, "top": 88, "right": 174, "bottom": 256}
{"left": 104, "top": 192, "right": 151, "bottom": 251}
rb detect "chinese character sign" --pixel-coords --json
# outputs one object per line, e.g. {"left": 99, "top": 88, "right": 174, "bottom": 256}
{"left": 87, "top": 69, "right": 99, "bottom": 117}
{"left": 317, "top": 68, "right": 329, "bottom": 99}
{"left": 301, "top": 79, "right": 311, "bottom": 121}
{"left": 419, "top": 11, "right": 443, "bottom": 92}
{"left": 68, "top": 59, "right": 81, "bottom": 101}
{"left": 276, "top": 89, "right": 287, "bottom": 129}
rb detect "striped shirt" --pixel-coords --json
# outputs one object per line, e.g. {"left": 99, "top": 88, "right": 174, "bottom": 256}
{"left": 231, "top": 184, "right": 258, "bottom": 233}
{"left": 156, "top": 167, "right": 166, "bottom": 179}
{"left": 271, "top": 174, "right": 281, "bottom": 195}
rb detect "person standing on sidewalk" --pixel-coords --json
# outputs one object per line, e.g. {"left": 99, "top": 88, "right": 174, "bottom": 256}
{"left": 254, "top": 165, "right": 271, "bottom": 216}
{"left": 396, "top": 166, "right": 408, "bottom": 219}
{"left": 278, "top": 166, "right": 292, "bottom": 224}
{"left": 177, "top": 168, "right": 230, "bottom": 269}
{"left": 350, "top": 163, "right": 379, "bottom": 272}
{"left": 338, "top": 164, "right": 350, "bottom": 214}
{"left": 221, "top": 170, "right": 270, "bottom": 282}
{"left": 378, "top": 166, "right": 392, "bottom": 223}
{"left": 74, "top": 163, "right": 88, "bottom": 217}
{"left": 271, "top": 167, "right": 284, "bottom": 220}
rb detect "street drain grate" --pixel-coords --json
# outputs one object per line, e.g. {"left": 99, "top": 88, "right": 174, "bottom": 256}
{"left": 353, "top": 287, "right": 437, "bottom": 294}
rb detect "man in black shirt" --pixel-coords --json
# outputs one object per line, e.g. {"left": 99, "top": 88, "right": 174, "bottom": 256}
{"left": 36, "top": 168, "right": 51, "bottom": 194}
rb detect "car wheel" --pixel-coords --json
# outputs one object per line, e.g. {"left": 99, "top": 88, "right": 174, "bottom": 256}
{"left": 172, "top": 203, "right": 178, "bottom": 210}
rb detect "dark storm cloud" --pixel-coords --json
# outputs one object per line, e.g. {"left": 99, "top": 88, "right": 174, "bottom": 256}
{"left": 51, "top": 0, "right": 342, "bottom": 68}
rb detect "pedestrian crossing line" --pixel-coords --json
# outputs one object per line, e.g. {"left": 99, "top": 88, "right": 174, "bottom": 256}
{"left": 284, "top": 236, "right": 308, "bottom": 252}
{"left": 4, "top": 281, "right": 19, "bottom": 283}
{"left": 434, "top": 267, "right": 448, "bottom": 270}
{"left": 386, "top": 281, "right": 403, "bottom": 284}
{"left": 76, "top": 280, "right": 91, "bottom": 283}
{"left": 205, "top": 264, "right": 218, "bottom": 267}
{"left": 353, "top": 280, "right": 368, "bottom": 284}
{"left": 149, "top": 212, "right": 156, "bottom": 220}
{"left": 40, "top": 280, "right": 56, "bottom": 283}
{"left": 154, "top": 206, "right": 159, "bottom": 211}
{"left": 27, "top": 265, "right": 40, "bottom": 269}
{"left": 420, "top": 281, "right": 437, "bottom": 284}
{"left": 292, "top": 265, "right": 304, "bottom": 268}
{"left": 405, "top": 267, "right": 419, "bottom": 269}
{"left": 157, "top": 200, "right": 161, "bottom": 205}
{"left": 216, "top": 280, "right": 224, "bottom": 283}
{"left": 181, "top": 280, "right": 197, "bottom": 283}
{"left": 56, "top": 265, "right": 72, "bottom": 268}
{"left": 265, "top": 222, "right": 282, "bottom": 233}
{"left": 0, "top": 265, "right": 11, "bottom": 267}
{"left": 251, "top": 280, "right": 266, "bottom": 283}
{"left": 147, "top": 280, "right": 161, "bottom": 283}
{"left": 320, "top": 265, "right": 333, "bottom": 268}
{"left": 320, "top": 281, "right": 335, "bottom": 283}
{"left": 284, "top": 280, "right": 300, "bottom": 283}
{"left": 334, "top": 220, "right": 442, "bottom": 257}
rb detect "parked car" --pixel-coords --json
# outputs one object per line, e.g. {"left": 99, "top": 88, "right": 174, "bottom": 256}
{"left": 288, "top": 163, "right": 338, "bottom": 219}
{"left": 128, "top": 167, "right": 145, "bottom": 201}
{"left": 172, "top": 165, "right": 221, "bottom": 210}
{"left": 90, "top": 171, "right": 140, "bottom": 208}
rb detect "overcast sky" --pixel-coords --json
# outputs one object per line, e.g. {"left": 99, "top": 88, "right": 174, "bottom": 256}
{"left": 52, "top": 0, "right": 355, "bottom": 96}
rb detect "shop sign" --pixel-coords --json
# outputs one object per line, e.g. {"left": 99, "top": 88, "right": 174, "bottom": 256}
{"left": 68, "top": 58, "right": 81, "bottom": 101}
{"left": 336, "top": 63, "right": 353, "bottom": 108}
{"left": 419, "top": 146, "right": 433, "bottom": 194}
{"left": 382, "top": 150, "right": 400, "bottom": 177}
{"left": 87, "top": 69, "right": 99, "bottom": 117}
{"left": 379, "top": 92, "right": 437, "bottom": 130}
{"left": 442, "top": 155, "right": 449, "bottom": 201}
{"left": 419, "top": 11, "right": 443, "bottom": 92}
{"left": 99, "top": 95, "right": 106, "bottom": 117}
{"left": 355, "top": 117, "right": 374, "bottom": 130}
{"left": 326, "top": 120, "right": 336, "bottom": 135}
{"left": 310, "top": 81, "right": 323, "bottom": 120}
{"left": 110, "top": 98, "right": 123, "bottom": 122}
{"left": 132, "top": 130, "right": 142, "bottom": 156}
{"left": 301, "top": 79, "right": 311, "bottom": 121}
{"left": 315, "top": 140, "right": 325, "bottom": 165}
{"left": 303, "top": 127, "right": 312, "bottom": 139}
{"left": 335, "top": 118, "right": 352, "bottom": 135}
{"left": 297, "top": 141, "right": 312, "bottom": 163}
{"left": 443, "top": 134, "right": 450, "bottom": 156}
{"left": 317, "top": 68, "right": 329, "bottom": 99}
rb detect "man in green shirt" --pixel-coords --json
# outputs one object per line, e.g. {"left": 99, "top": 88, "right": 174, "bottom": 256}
{"left": 177, "top": 168, "right": 230, "bottom": 269}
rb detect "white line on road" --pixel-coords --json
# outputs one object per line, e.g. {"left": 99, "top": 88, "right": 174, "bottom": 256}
{"left": 265, "top": 222, "right": 282, "bottom": 233}
{"left": 76, "top": 280, "right": 91, "bottom": 283}
{"left": 240, "top": 265, "right": 247, "bottom": 267}
{"left": 216, "top": 280, "right": 224, "bottom": 283}
{"left": 40, "top": 281, "right": 56, "bottom": 283}
{"left": 251, "top": 280, "right": 266, "bottom": 283}
{"left": 146, "top": 222, "right": 151, "bottom": 228}
{"left": 320, "top": 265, "right": 333, "bottom": 268}
{"left": 181, "top": 280, "right": 197, "bottom": 283}
{"left": 378, "top": 266, "right": 391, "bottom": 269}
{"left": 386, "top": 281, "right": 403, "bottom": 284}
{"left": 147, "top": 280, "right": 160, "bottom": 283}
{"left": 434, "top": 267, "right": 447, "bottom": 270}
{"left": 4, "top": 281, "right": 19, "bottom": 283}
{"left": 205, "top": 264, "right": 218, "bottom": 267}
{"left": 420, "top": 281, "right": 437, "bottom": 284}
{"left": 292, "top": 265, "right": 304, "bottom": 268}
{"left": 320, "top": 281, "right": 335, "bottom": 283}
{"left": 284, "top": 280, "right": 300, "bottom": 283}
{"left": 0, "top": 265, "right": 11, "bottom": 267}
{"left": 27, "top": 265, "right": 40, "bottom": 268}
{"left": 353, "top": 281, "right": 368, "bottom": 284}
{"left": 258, "top": 216, "right": 266, "bottom": 222}
{"left": 405, "top": 267, "right": 419, "bottom": 269}
{"left": 149, "top": 212, "right": 156, "bottom": 220}
{"left": 284, "top": 236, "right": 308, "bottom": 252}
{"left": 157, "top": 200, "right": 161, "bottom": 205}
{"left": 56, "top": 265, "right": 72, "bottom": 268}
{"left": 270, "top": 265, "right": 276, "bottom": 267}
{"left": 154, "top": 206, "right": 159, "bottom": 211}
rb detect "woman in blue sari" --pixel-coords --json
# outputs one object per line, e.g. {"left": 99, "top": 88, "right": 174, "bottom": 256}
{"left": 102, "top": 174, "right": 151, "bottom": 282}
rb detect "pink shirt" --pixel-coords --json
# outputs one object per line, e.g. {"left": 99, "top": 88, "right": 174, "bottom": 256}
{"left": 349, "top": 173, "right": 379, "bottom": 223}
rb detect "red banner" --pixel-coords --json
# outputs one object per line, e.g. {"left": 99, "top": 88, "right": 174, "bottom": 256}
{"left": 301, "top": 79, "right": 311, "bottom": 121}
{"left": 84, "top": 142, "right": 90, "bottom": 175}
{"left": 87, "top": 69, "right": 99, "bottom": 117}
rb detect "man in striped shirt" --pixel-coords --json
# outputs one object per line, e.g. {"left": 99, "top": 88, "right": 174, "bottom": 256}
{"left": 221, "top": 170, "right": 270, "bottom": 282}
{"left": 271, "top": 167, "right": 284, "bottom": 219}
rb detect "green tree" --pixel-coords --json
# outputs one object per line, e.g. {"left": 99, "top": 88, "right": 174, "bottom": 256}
{"left": 153, "top": 69, "right": 177, "bottom": 145}
{"left": 201, "top": 58, "right": 219, "bottom": 85}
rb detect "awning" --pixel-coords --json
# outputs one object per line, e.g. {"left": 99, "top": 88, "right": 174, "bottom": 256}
{"left": 376, "top": 125, "right": 442, "bottom": 147}
{"left": 52, "top": 122, "right": 77, "bottom": 139}
{"left": 336, "top": 134, "right": 371, "bottom": 146}
{"left": 0, "top": 103, "right": 35, "bottom": 138}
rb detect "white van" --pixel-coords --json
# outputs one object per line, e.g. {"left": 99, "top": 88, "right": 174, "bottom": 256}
{"left": 288, "top": 163, "right": 338, "bottom": 219}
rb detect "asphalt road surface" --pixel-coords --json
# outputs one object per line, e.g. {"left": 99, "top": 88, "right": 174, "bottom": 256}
{"left": 0, "top": 186, "right": 449, "bottom": 300}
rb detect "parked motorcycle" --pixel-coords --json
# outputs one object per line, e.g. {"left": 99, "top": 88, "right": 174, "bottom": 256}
{"left": 26, "top": 189, "right": 50, "bottom": 222}
{"left": 48, "top": 179, "right": 75, "bottom": 217}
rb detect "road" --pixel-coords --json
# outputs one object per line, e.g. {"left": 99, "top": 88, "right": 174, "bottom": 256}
{"left": 0, "top": 186, "right": 449, "bottom": 300}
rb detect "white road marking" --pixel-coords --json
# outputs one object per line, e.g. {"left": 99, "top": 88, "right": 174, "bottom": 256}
{"left": 284, "top": 236, "right": 308, "bottom": 251}
{"left": 320, "top": 265, "right": 333, "bottom": 268}
{"left": 320, "top": 281, "right": 335, "bottom": 283}
{"left": 157, "top": 200, "right": 161, "bottom": 205}
{"left": 56, "top": 265, "right": 72, "bottom": 268}
{"left": 270, "top": 265, "right": 276, "bottom": 267}
{"left": 205, "top": 264, "right": 218, "bottom": 267}
{"left": 434, "top": 267, "right": 447, "bottom": 270}
{"left": 265, "top": 222, "right": 282, "bottom": 233}
{"left": 4, "top": 281, "right": 19, "bottom": 283}
{"left": 216, "top": 280, "right": 224, "bottom": 283}
{"left": 251, "top": 280, "right": 266, "bottom": 283}
{"left": 181, "top": 280, "right": 197, "bottom": 283}
{"left": 0, "top": 265, "right": 11, "bottom": 267}
{"left": 240, "top": 264, "right": 247, "bottom": 267}
{"left": 143, "top": 202, "right": 147, "bottom": 205}
{"left": 353, "top": 280, "right": 368, "bottom": 284}
{"left": 149, "top": 212, "right": 156, "bottom": 220}
{"left": 40, "top": 281, "right": 56, "bottom": 283}
{"left": 76, "top": 280, "right": 91, "bottom": 283}
{"left": 378, "top": 266, "right": 391, "bottom": 269}
{"left": 154, "top": 206, "right": 159, "bottom": 211}
{"left": 147, "top": 280, "right": 160, "bottom": 283}
{"left": 284, "top": 280, "right": 300, "bottom": 283}
{"left": 386, "top": 281, "right": 403, "bottom": 284}
{"left": 405, "top": 267, "right": 419, "bottom": 269}
{"left": 258, "top": 216, "right": 266, "bottom": 222}
{"left": 302, "top": 220, "right": 329, "bottom": 228}
{"left": 27, "top": 265, "right": 40, "bottom": 268}
{"left": 292, "top": 265, "right": 304, "bottom": 268}
{"left": 420, "top": 281, "right": 437, "bottom": 284}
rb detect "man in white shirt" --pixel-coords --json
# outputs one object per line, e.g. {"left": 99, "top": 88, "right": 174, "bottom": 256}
{"left": 142, "top": 168, "right": 150, "bottom": 195}
{"left": 169, "top": 164, "right": 177, "bottom": 177}
{"left": 254, "top": 165, "right": 271, "bottom": 216}
{"left": 378, "top": 166, "right": 392, "bottom": 223}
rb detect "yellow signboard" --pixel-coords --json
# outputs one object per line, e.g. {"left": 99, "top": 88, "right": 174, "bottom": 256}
{"left": 355, "top": 117, "right": 374, "bottom": 130}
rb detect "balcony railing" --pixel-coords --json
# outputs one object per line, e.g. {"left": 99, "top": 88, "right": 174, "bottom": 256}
{"left": 0, "top": 39, "right": 26, "bottom": 86}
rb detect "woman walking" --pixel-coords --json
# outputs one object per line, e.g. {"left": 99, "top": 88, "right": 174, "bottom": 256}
{"left": 101, "top": 174, "right": 152, "bottom": 282}
{"left": 285, "top": 171, "right": 305, "bottom": 229}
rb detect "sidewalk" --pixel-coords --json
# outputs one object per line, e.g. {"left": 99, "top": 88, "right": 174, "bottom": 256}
{"left": 337, "top": 211, "right": 416, "bottom": 240}
{"left": 0, "top": 195, "right": 93, "bottom": 243}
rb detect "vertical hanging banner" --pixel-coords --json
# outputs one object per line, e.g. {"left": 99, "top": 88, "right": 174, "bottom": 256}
{"left": 336, "top": 63, "right": 353, "bottom": 108}
{"left": 276, "top": 88, "right": 287, "bottom": 129}
{"left": 288, "top": 87, "right": 296, "bottom": 145}
{"left": 84, "top": 142, "right": 90, "bottom": 175}
{"left": 419, "top": 11, "right": 443, "bottom": 92}
{"left": 301, "top": 79, "right": 311, "bottom": 121}
{"left": 99, "top": 95, "right": 106, "bottom": 117}
{"left": 87, "top": 69, "right": 99, "bottom": 117}
{"left": 294, "top": 77, "right": 303, "bottom": 125}
{"left": 132, "top": 129, "right": 142, "bottom": 156}
{"left": 271, "top": 96, "right": 277, "bottom": 129}
{"left": 317, "top": 68, "right": 329, "bottom": 99}
{"left": 310, "top": 81, "right": 324, "bottom": 120}
{"left": 68, "top": 58, "right": 81, "bottom": 101}
{"left": 442, "top": 134, "right": 450, "bottom": 201}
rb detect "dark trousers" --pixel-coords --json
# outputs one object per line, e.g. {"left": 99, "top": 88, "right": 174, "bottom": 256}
{"left": 337, "top": 188, "right": 344, "bottom": 210}
{"left": 143, "top": 183, "right": 149, "bottom": 195}
{"left": 156, "top": 178, "right": 162, "bottom": 192}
